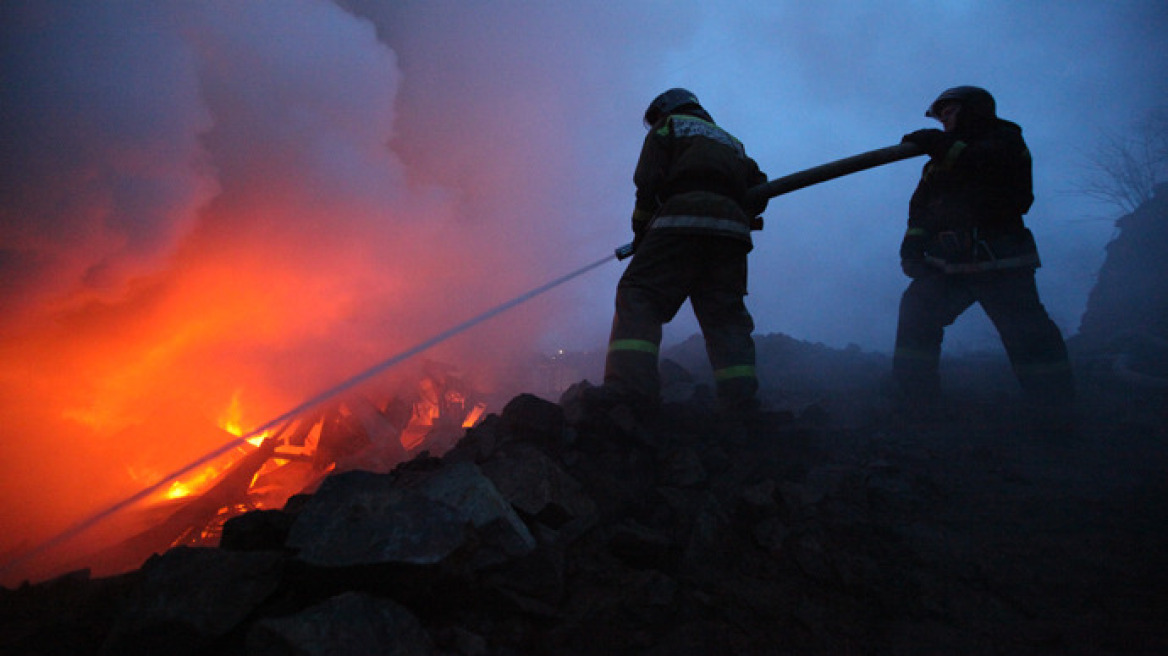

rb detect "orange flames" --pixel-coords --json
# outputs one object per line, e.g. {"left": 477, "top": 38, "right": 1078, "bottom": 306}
{"left": 0, "top": 211, "right": 531, "bottom": 588}
{"left": 219, "top": 392, "right": 269, "bottom": 449}
{"left": 140, "top": 375, "right": 485, "bottom": 536}
{"left": 0, "top": 0, "right": 586, "bottom": 590}
{"left": 147, "top": 392, "right": 270, "bottom": 502}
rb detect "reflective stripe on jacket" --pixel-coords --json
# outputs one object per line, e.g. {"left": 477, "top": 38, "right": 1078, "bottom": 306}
{"left": 633, "top": 113, "right": 767, "bottom": 243}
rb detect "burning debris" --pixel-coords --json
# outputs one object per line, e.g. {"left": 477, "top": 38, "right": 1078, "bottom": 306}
{"left": 40, "top": 363, "right": 491, "bottom": 581}
{"left": 2, "top": 337, "right": 1166, "bottom": 655}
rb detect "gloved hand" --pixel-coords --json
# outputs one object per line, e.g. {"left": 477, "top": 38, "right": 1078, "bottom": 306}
{"left": 744, "top": 190, "right": 769, "bottom": 218}
{"left": 901, "top": 128, "right": 954, "bottom": 158}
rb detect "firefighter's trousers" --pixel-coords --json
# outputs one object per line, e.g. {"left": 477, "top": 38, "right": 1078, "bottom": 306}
{"left": 604, "top": 231, "right": 757, "bottom": 407}
{"left": 893, "top": 268, "right": 1075, "bottom": 405}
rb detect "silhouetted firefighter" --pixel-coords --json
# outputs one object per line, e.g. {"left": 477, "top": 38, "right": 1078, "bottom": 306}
{"left": 894, "top": 86, "right": 1075, "bottom": 426}
{"left": 601, "top": 88, "right": 769, "bottom": 419}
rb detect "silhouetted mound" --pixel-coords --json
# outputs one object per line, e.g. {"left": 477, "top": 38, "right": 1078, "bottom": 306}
{"left": 3, "top": 355, "right": 1167, "bottom": 654}
{"left": 1073, "top": 183, "right": 1168, "bottom": 386}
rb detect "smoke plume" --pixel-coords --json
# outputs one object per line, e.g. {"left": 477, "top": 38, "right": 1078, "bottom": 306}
{"left": 0, "top": 0, "right": 592, "bottom": 577}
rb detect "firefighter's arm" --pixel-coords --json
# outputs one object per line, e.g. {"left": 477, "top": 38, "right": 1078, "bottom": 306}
{"left": 900, "top": 182, "right": 935, "bottom": 278}
{"left": 744, "top": 159, "right": 769, "bottom": 218}
{"left": 943, "top": 132, "right": 1033, "bottom": 214}
{"left": 947, "top": 132, "right": 1012, "bottom": 171}
{"left": 628, "top": 123, "right": 669, "bottom": 253}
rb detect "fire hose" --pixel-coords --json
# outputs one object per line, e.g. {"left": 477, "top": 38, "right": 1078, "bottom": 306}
{"left": 615, "top": 141, "right": 924, "bottom": 259}
{"left": 2, "top": 142, "right": 923, "bottom": 579}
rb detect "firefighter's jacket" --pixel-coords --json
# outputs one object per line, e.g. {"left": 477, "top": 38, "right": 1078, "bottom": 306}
{"left": 904, "top": 118, "right": 1041, "bottom": 274}
{"left": 632, "top": 111, "right": 767, "bottom": 247}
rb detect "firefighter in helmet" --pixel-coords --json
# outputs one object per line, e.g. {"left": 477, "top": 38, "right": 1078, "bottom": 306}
{"left": 602, "top": 88, "right": 768, "bottom": 416}
{"left": 895, "top": 85, "right": 1075, "bottom": 417}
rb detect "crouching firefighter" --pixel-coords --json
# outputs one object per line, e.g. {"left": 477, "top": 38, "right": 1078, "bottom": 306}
{"left": 894, "top": 85, "right": 1075, "bottom": 415}
{"left": 603, "top": 88, "right": 769, "bottom": 417}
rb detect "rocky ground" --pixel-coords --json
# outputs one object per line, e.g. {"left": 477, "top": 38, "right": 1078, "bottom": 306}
{"left": 2, "top": 337, "right": 1167, "bottom": 655}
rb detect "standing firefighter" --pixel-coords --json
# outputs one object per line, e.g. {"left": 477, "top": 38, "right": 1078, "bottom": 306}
{"left": 895, "top": 85, "right": 1075, "bottom": 419}
{"left": 602, "top": 88, "right": 768, "bottom": 416}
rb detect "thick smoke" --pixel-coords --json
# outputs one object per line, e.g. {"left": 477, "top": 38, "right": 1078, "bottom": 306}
{"left": 0, "top": 0, "right": 597, "bottom": 571}
{"left": 3, "top": 0, "right": 1166, "bottom": 582}
{"left": 0, "top": 3, "right": 215, "bottom": 320}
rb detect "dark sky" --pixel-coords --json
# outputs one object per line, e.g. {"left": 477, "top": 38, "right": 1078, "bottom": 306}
{"left": 1, "top": 0, "right": 1166, "bottom": 565}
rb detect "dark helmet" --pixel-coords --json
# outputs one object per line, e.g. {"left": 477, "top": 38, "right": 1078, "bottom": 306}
{"left": 925, "top": 86, "right": 996, "bottom": 119}
{"left": 644, "top": 88, "right": 701, "bottom": 127}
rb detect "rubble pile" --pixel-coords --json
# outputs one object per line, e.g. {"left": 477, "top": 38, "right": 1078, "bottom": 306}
{"left": 2, "top": 348, "right": 1167, "bottom": 655}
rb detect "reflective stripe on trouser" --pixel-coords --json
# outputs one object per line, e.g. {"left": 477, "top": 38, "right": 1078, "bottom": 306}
{"left": 894, "top": 269, "right": 1074, "bottom": 404}
{"left": 714, "top": 364, "right": 756, "bottom": 381}
{"left": 605, "top": 339, "right": 662, "bottom": 401}
{"left": 605, "top": 231, "right": 757, "bottom": 402}
{"left": 713, "top": 364, "right": 758, "bottom": 403}
{"left": 892, "top": 342, "right": 942, "bottom": 402}
{"left": 608, "top": 339, "right": 660, "bottom": 356}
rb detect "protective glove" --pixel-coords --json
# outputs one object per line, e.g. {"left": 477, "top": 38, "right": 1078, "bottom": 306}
{"left": 901, "top": 128, "right": 954, "bottom": 158}
{"left": 744, "top": 189, "right": 769, "bottom": 218}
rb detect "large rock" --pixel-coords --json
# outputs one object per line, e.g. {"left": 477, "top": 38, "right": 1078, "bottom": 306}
{"left": 286, "top": 463, "right": 534, "bottom": 569}
{"left": 497, "top": 393, "right": 568, "bottom": 450}
{"left": 246, "top": 592, "right": 435, "bottom": 656}
{"left": 479, "top": 442, "right": 596, "bottom": 531}
{"left": 285, "top": 470, "right": 470, "bottom": 568}
{"left": 408, "top": 461, "right": 537, "bottom": 567}
{"left": 220, "top": 508, "right": 295, "bottom": 552}
{"left": 101, "top": 547, "right": 283, "bottom": 655}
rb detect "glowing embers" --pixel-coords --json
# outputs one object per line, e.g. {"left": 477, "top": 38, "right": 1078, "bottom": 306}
{"left": 164, "top": 465, "right": 227, "bottom": 501}
{"left": 219, "top": 391, "right": 270, "bottom": 448}
{"left": 121, "top": 365, "right": 488, "bottom": 559}
{"left": 399, "top": 385, "right": 489, "bottom": 450}
{"left": 463, "top": 401, "right": 488, "bottom": 428}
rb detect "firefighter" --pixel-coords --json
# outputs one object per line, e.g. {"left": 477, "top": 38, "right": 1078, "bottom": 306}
{"left": 602, "top": 88, "right": 768, "bottom": 417}
{"left": 895, "top": 85, "right": 1075, "bottom": 418}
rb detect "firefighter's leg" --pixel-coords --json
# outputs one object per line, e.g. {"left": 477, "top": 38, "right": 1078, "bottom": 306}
{"left": 691, "top": 241, "right": 758, "bottom": 412}
{"left": 974, "top": 270, "right": 1076, "bottom": 406}
{"left": 893, "top": 274, "right": 973, "bottom": 402}
{"left": 604, "top": 233, "right": 692, "bottom": 403}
